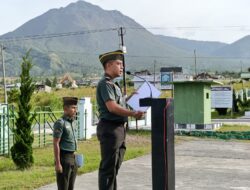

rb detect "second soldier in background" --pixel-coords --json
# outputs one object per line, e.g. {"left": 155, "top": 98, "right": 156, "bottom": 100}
{"left": 53, "top": 97, "right": 78, "bottom": 190}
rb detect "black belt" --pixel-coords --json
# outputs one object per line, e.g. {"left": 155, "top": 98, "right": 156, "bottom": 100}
{"left": 100, "top": 118, "right": 125, "bottom": 125}
{"left": 60, "top": 149, "right": 74, "bottom": 155}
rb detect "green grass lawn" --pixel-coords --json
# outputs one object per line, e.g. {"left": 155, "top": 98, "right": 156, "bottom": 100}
{"left": 176, "top": 124, "right": 250, "bottom": 141}
{"left": 217, "top": 124, "right": 250, "bottom": 132}
{"left": 0, "top": 130, "right": 151, "bottom": 190}
{"left": 211, "top": 111, "right": 244, "bottom": 119}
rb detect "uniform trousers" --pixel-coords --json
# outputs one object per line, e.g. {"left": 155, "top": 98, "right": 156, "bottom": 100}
{"left": 56, "top": 151, "right": 78, "bottom": 190}
{"left": 97, "top": 120, "right": 126, "bottom": 190}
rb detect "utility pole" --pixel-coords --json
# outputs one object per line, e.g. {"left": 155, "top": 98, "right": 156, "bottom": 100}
{"left": 1, "top": 44, "right": 7, "bottom": 104}
{"left": 241, "top": 60, "right": 244, "bottom": 89}
{"left": 240, "top": 60, "right": 242, "bottom": 73}
{"left": 194, "top": 49, "right": 197, "bottom": 78}
{"left": 118, "top": 27, "right": 127, "bottom": 97}
{"left": 153, "top": 60, "right": 156, "bottom": 86}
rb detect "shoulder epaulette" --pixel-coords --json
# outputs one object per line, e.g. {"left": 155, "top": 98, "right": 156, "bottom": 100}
{"left": 55, "top": 118, "right": 64, "bottom": 125}
{"left": 105, "top": 76, "right": 114, "bottom": 86}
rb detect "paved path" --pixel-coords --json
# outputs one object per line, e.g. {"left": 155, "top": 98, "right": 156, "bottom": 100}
{"left": 38, "top": 139, "right": 250, "bottom": 190}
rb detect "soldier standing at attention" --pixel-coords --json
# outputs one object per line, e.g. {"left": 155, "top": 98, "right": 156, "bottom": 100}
{"left": 96, "top": 50, "right": 144, "bottom": 190}
{"left": 53, "top": 97, "right": 78, "bottom": 190}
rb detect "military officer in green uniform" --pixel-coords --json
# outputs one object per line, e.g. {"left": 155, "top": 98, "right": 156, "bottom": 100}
{"left": 53, "top": 97, "right": 78, "bottom": 190}
{"left": 96, "top": 50, "right": 144, "bottom": 190}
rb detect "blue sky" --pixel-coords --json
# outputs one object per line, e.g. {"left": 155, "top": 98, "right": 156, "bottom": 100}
{"left": 1, "top": 0, "right": 250, "bottom": 43}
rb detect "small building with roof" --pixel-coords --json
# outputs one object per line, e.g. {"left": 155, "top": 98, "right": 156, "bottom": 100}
{"left": 240, "top": 72, "right": 250, "bottom": 80}
{"left": 173, "top": 80, "right": 222, "bottom": 130}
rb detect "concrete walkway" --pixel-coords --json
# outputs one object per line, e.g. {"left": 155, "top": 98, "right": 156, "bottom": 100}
{"left": 38, "top": 139, "right": 250, "bottom": 190}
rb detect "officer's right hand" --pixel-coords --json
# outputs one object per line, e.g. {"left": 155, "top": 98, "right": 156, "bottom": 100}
{"left": 55, "top": 163, "right": 63, "bottom": 173}
{"left": 133, "top": 111, "right": 144, "bottom": 120}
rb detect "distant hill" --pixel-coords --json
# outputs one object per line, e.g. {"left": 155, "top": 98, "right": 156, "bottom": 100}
{"left": 0, "top": 0, "right": 249, "bottom": 76}
{"left": 156, "top": 35, "right": 227, "bottom": 55}
{"left": 211, "top": 35, "right": 250, "bottom": 57}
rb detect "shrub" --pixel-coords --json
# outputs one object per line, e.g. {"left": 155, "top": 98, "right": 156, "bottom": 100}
{"left": 11, "top": 51, "right": 36, "bottom": 170}
{"left": 215, "top": 108, "right": 228, "bottom": 115}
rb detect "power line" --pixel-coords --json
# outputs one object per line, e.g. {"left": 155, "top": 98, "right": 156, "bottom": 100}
{"left": 0, "top": 28, "right": 118, "bottom": 43}
{"left": 1, "top": 26, "right": 250, "bottom": 62}
{"left": 35, "top": 50, "right": 250, "bottom": 60}
{"left": 1, "top": 25, "right": 250, "bottom": 43}
{"left": 126, "top": 55, "right": 250, "bottom": 59}
{"left": 126, "top": 25, "right": 250, "bottom": 31}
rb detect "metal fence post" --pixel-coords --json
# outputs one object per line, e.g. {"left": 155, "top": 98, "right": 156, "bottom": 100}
{"left": 0, "top": 115, "right": 2, "bottom": 155}
{"left": 3, "top": 107, "right": 6, "bottom": 155}
{"left": 84, "top": 109, "right": 87, "bottom": 140}
{"left": 43, "top": 112, "right": 46, "bottom": 147}
{"left": 7, "top": 104, "right": 10, "bottom": 156}
{"left": 38, "top": 113, "right": 41, "bottom": 148}
{"left": 11, "top": 105, "right": 16, "bottom": 154}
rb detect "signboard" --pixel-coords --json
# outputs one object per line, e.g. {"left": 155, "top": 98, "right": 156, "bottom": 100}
{"left": 161, "top": 72, "right": 173, "bottom": 90}
{"left": 211, "top": 86, "right": 232, "bottom": 108}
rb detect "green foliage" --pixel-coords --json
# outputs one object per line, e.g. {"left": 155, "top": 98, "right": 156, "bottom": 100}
{"left": 176, "top": 130, "right": 250, "bottom": 140}
{"left": 45, "top": 78, "right": 52, "bottom": 87}
{"left": 237, "top": 89, "right": 250, "bottom": 112}
{"left": 211, "top": 111, "right": 242, "bottom": 119}
{"left": 7, "top": 88, "right": 20, "bottom": 104}
{"left": 32, "top": 92, "right": 62, "bottom": 110}
{"left": 29, "top": 87, "right": 97, "bottom": 111}
{"left": 11, "top": 51, "right": 36, "bottom": 170}
{"left": 215, "top": 108, "right": 228, "bottom": 115}
{"left": 52, "top": 76, "right": 57, "bottom": 87}
{"left": 126, "top": 78, "right": 134, "bottom": 87}
{"left": 220, "top": 71, "right": 241, "bottom": 78}
{"left": 232, "top": 89, "right": 239, "bottom": 112}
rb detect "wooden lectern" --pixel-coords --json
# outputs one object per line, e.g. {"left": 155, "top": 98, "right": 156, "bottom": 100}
{"left": 140, "top": 98, "right": 175, "bottom": 190}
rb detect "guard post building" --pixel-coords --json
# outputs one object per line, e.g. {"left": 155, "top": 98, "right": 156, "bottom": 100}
{"left": 173, "top": 80, "right": 221, "bottom": 130}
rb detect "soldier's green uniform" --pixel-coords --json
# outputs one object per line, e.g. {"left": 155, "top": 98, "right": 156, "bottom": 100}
{"left": 97, "top": 75, "right": 126, "bottom": 123}
{"left": 53, "top": 116, "right": 78, "bottom": 152}
{"left": 96, "top": 50, "right": 127, "bottom": 190}
{"left": 53, "top": 97, "right": 78, "bottom": 190}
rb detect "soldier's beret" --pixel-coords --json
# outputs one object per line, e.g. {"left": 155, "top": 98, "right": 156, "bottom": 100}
{"left": 99, "top": 50, "right": 124, "bottom": 65}
{"left": 63, "top": 97, "right": 78, "bottom": 106}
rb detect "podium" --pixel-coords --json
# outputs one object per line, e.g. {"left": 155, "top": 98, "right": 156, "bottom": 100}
{"left": 140, "top": 98, "right": 175, "bottom": 190}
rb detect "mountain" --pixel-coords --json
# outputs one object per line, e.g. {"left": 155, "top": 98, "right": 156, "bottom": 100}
{"left": 211, "top": 35, "right": 250, "bottom": 57}
{"left": 0, "top": 0, "right": 249, "bottom": 76}
{"left": 156, "top": 35, "right": 227, "bottom": 55}
{"left": 0, "top": 1, "right": 192, "bottom": 76}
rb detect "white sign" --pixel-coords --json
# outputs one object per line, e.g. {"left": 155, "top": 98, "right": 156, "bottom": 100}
{"left": 127, "top": 82, "right": 161, "bottom": 111}
{"left": 211, "top": 86, "right": 232, "bottom": 108}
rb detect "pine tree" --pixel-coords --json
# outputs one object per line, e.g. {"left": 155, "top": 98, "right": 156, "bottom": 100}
{"left": 11, "top": 51, "right": 36, "bottom": 169}
{"left": 45, "top": 78, "right": 52, "bottom": 87}
{"left": 52, "top": 76, "right": 57, "bottom": 87}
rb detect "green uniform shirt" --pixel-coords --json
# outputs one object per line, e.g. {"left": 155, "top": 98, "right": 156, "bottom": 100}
{"left": 53, "top": 115, "right": 77, "bottom": 152}
{"left": 96, "top": 75, "right": 127, "bottom": 122}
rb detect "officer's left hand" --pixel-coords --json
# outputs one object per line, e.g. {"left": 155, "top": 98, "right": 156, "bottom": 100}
{"left": 55, "top": 163, "right": 63, "bottom": 173}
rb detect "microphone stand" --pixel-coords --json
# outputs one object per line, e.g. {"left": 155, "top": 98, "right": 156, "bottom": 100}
{"left": 126, "top": 71, "right": 152, "bottom": 98}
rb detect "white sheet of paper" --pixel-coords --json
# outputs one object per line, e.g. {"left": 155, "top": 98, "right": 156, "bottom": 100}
{"left": 126, "top": 82, "right": 161, "bottom": 111}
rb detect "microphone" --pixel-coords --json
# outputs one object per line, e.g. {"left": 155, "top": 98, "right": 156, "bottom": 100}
{"left": 126, "top": 71, "right": 152, "bottom": 98}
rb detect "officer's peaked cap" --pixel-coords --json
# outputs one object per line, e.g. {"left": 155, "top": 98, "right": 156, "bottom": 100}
{"left": 99, "top": 50, "right": 124, "bottom": 65}
{"left": 63, "top": 97, "right": 78, "bottom": 106}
